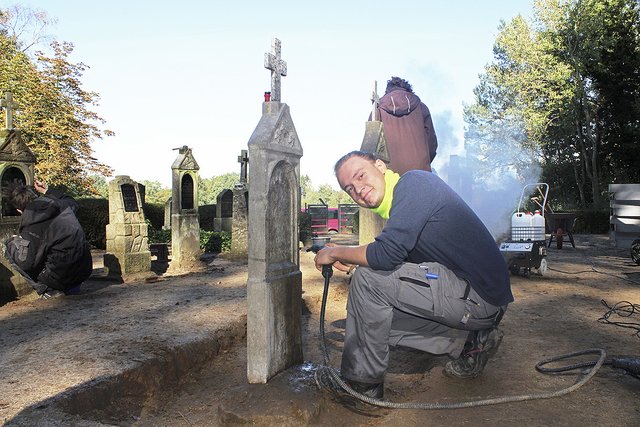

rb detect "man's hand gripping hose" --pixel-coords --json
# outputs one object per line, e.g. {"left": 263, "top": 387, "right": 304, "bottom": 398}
{"left": 305, "top": 245, "right": 636, "bottom": 409}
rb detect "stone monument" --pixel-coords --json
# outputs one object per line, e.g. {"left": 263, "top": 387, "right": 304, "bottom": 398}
{"left": 231, "top": 149, "right": 249, "bottom": 255}
{"left": 163, "top": 197, "right": 171, "bottom": 230}
{"left": 247, "top": 38, "right": 303, "bottom": 383}
{"left": 214, "top": 189, "right": 233, "bottom": 232}
{"left": 359, "top": 81, "right": 389, "bottom": 244}
{"left": 104, "top": 175, "right": 152, "bottom": 279}
{"left": 170, "top": 146, "right": 201, "bottom": 269}
{"left": 0, "top": 92, "right": 37, "bottom": 302}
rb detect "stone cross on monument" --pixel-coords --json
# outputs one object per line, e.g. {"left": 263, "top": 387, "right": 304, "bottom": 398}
{"left": 371, "top": 80, "right": 380, "bottom": 121}
{"left": 237, "top": 149, "right": 249, "bottom": 183}
{"left": 264, "top": 38, "right": 287, "bottom": 102}
{"left": 0, "top": 92, "right": 19, "bottom": 130}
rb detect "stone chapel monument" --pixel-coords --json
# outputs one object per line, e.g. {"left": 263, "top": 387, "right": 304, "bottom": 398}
{"left": 170, "top": 145, "right": 201, "bottom": 269}
{"left": 104, "top": 176, "right": 152, "bottom": 279}
{"left": 0, "top": 92, "right": 37, "bottom": 302}
{"left": 247, "top": 38, "right": 304, "bottom": 383}
{"left": 359, "top": 81, "right": 390, "bottom": 244}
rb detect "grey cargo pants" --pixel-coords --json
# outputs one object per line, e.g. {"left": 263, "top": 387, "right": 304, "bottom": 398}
{"left": 341, "top": 262, "right": 504, "bottom": 384}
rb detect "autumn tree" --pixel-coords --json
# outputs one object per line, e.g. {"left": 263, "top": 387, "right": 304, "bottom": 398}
{"left": 0, "top": 6, "right": 113, "bottom": 196}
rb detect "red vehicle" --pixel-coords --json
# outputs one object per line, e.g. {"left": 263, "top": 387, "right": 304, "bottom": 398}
{"left": 303, "top": 203, "right": 358, "bottom": 235}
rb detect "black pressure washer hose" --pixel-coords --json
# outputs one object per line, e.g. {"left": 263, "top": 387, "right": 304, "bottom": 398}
{"left": 307, "top": 245, "right": 640, "bottom": 409}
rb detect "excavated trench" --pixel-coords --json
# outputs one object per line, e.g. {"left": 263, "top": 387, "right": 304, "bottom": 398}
{"left": 4, "top": 235, "right": 640, "bottom": 426}
{"left": 6, "top": 320, "right": 249, "bottom": 426}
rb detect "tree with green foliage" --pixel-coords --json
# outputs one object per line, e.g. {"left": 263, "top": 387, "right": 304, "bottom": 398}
{"left": 1, "top": 6, "right": 113, "bottom": 196}
{"left": 465, "top": 0, "right": 640, "bottom": 209}
{"left": 140, "top": 180, "right": 170, "bottom": 205}
{"left": 199, "top": 172, "right": 239, "bottom": 205}
{"left": 300, "top": 174, "right": 352, "bottom": 208}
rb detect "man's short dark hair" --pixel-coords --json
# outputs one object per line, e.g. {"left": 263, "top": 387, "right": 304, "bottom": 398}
{"left": 334, "top": 151, "right": 378, "bottom": 175}
{"left": 386, "top": 76, "right": 414, "bottom": 94}
{"left": 2, "top": 179, "right": 38, "bottom": 211}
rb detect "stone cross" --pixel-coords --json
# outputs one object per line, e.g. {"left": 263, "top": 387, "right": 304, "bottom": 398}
{"left": 264, "top": 38, "right": 287, "bottom": 102}
{"left": 173, "top": 145, "right": 189, "bottom": 154}
{"left": 0, "top": 92, "right": 19, "bottom": 129}
{"left": 237, "top": 149, "right": 249, "bottom": 183}
{"left": 371, "top": 81, "right": 380, "bottom": 121}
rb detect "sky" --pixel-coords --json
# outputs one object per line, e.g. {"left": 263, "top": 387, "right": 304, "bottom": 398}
{"left": 4, "top": 0, "right": 534, "bottom": 190}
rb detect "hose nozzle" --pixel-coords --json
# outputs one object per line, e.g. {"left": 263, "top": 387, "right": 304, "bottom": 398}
{"left": 306, "top": 244, "right": 333, "bottom": 279}
{"left": 306, "top": 244, "right": 325, "bottom": 254}
{"left": 611, "top": 356, "right": 640, "bottom": 378}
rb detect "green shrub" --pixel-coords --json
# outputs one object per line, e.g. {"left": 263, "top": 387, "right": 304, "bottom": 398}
{"left": 77, "top": 198, "right": 109, "bottom": 249}
{"left": 148, "top": 226, "right": 171, "bottom": 243}
{"left": 200, "top": 230, "right": 231, "bottom": 253}
{"left": 143, "top": 202, "right": 165, "bottom": 229}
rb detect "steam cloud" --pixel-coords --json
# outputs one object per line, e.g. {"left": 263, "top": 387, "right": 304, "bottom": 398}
{"left": 432, "top": 111, "right": 543, "bottom": 240}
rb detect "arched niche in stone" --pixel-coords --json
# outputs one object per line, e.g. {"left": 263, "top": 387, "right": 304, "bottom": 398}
{"left": 181, "top": 173, "right": 194, "bottom": 210}
{"left": 265, "top": 161, "right": 297, "bottom": 274}
{"left": 0, "top": 165, "right": 29, "bottom": 218}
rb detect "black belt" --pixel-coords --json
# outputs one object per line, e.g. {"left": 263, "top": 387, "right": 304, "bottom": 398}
{"left": 461, "top": 280, "right": 506, "bottom": 326}
{"left": 460, "top": 280, "right": 479, "bottom": 306}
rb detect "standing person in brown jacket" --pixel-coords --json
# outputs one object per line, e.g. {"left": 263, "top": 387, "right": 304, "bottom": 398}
{"left": 375, "top": 76, "right": 438, "bottom": 175}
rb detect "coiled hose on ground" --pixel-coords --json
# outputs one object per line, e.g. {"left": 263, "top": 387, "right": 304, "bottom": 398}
{"left": 311, "top": 257, "right": 637, "bottom": 409}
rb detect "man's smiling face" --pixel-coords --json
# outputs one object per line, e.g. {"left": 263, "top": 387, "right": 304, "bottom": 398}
{"left": 336, "top": 155, "right": 387, "bottom": 208}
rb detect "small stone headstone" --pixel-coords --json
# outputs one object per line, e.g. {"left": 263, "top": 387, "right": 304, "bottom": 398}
{"left": 104, "top": 175, "right": 152, "bottom": 279}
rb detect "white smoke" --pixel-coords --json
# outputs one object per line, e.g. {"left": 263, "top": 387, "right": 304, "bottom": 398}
{"left": 433, "top": 111, "right": 543, "bottom": 241}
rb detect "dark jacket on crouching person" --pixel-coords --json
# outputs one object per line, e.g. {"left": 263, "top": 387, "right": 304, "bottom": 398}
{"left": 6, "top": 188, "right": 93, "bottom": 295}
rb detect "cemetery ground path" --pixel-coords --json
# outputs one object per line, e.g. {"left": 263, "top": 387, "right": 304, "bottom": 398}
{"left": 1, "top": 234, "right": 640, "bottom": 425}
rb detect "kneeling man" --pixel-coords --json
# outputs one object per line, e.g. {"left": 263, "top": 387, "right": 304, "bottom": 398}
{"left": 314, "top": 151, "right": 513, "bottom": 400}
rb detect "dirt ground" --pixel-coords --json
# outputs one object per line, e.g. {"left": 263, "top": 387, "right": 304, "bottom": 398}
{"left": 2, "top": 233, "right": 640, "bottom": 426}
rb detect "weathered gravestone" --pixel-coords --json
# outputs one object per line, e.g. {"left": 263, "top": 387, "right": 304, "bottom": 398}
{"left": 359, "top": 81, "right": 389, "bottom": 245}
{"left": 163, "top": 197, "right": 171, "bottom": 230}
{"left": 247, "top": 37, "right": 303, "bottom": 383}
{"left": 0, "top": 92, "right": 37, "bottom": 302}
{"left": 170, "top": 146, "right": 201, "bottom": 269}
{"left": 104, "top": 176, "right": 152, "bottom": 279}
{"left": 214, "top": 189, "right": 233, "bottom": 232}
{"left": 231, "top": 149, "right": 249, "bottom": 255}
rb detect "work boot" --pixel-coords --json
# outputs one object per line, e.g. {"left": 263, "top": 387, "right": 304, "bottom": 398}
{"left": 444, "top": 327, "right": 504, "bottom": 379}
{"left": 40, "top": 289, "right": 65, "bottom": 300}
{"left": 343, "top": 378, "right": 384, "bottom": 400}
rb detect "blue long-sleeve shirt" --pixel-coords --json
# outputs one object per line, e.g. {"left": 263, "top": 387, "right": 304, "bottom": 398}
{"left": 366, "top": 170, "right": 513, "bottom": 307}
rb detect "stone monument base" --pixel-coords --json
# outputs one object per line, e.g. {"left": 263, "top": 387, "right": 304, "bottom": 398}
{"left": 247, "top": 269, "right": 303, "bottom": 383}
{"left": 104, "top": 251, "right": 153, "bottom": 282}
